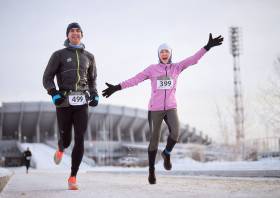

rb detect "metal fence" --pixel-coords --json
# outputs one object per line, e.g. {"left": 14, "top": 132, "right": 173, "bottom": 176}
{"left": 201, "top": 137, "right": 280, "bottom": 162}
{"left": 243, "top": 136, "right": 280, "bottom": 160}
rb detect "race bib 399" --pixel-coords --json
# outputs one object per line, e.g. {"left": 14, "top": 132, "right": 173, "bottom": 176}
{"left": 157, "top": 76, "right": 173, "bottom": 89}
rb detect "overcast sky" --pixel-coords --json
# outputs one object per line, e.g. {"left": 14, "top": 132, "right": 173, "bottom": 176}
{"left": 1, "top": 0, "right": 279, "bottom": 142}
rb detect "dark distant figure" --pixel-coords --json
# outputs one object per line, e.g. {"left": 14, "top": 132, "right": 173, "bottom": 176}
{"left": 22, "top": 147, "right": 32, "bottom": 174}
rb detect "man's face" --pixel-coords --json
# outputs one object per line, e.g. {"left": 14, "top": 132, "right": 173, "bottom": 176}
{"left": 68, "top": 28, "right": 82, "bottom": 45}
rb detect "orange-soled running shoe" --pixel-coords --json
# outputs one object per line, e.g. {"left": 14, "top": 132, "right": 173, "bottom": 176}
{"left": 53, "top": 148, "right": 65, "bottom": 165}
{"left": 68, "top": 176, "right": 79, "bottom": 190}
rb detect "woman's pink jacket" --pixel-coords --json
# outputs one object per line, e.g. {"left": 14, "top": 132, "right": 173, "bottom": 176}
{"left": 120, "top": 47, "right": 207, "bottom": 111}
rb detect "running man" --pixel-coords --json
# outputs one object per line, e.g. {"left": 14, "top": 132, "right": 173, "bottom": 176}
{"left": 22, "top": 147, "right": 32, "bottom": 174}
{"left": 43, "top": 22, "right": 99, "bottom": 190}
{"left": 102, "top": 33, "right": 223, "bottom": 184}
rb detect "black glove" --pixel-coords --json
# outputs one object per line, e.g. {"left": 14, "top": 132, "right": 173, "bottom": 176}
{"left": 89, "top": 91, "right": 99, "bottom": 107}
{"left": 102, "top": 82, "right": 121, "bottom": 98}
{"left": 50, "top": 89, "right": 66, "bottom": 105}
{"left": 204, "top": 33, "right": 224, "bottom": 51}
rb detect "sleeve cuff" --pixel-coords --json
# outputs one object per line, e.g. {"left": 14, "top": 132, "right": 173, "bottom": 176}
{"left": 204, "top": 45, "right": 210, "bottom": 51}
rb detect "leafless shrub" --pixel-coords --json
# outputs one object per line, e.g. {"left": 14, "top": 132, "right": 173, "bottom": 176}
{"left": 213, "top": 94, "right": 254, "bottom": 161}
{"left": 214, "top": 101, "right": 231, "bottom": 146}
{"left": 258, "top": 54, "right": 280, "bottom": 132}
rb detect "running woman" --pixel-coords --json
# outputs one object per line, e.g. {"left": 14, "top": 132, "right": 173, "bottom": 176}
{"left": 22, "top": 147, "right": 32, "bottom": 174}
{"left": 102, "top": 34, "right": 223, "bottom": 184}
{"left": 43, "top": 22, "right": 99, "bottom": 190}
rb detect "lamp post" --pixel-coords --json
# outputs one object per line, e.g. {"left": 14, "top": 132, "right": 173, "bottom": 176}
{"left": 229, "top": 27, "right": 244, "bottom": 143}
{"left": 45, "top": 132, "right": 48, "bottom": 140}
{"left": 89, "top": 142, "right": 93, "bottom": 159}
{"left": 33, "top": 143, "right": 35, "bottom": 160}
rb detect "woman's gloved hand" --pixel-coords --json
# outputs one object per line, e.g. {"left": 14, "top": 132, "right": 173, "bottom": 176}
{"left": 102, "top": 82, "right": 121, "bottom": 98}
{"left": 204, "top": 33, "right": 224, "bottom": 51}
{"left": 50, "top": 89, "right": 66, "bottom": 105}
{"left": 89, "top": 91, "right": 99, "bottom": 107}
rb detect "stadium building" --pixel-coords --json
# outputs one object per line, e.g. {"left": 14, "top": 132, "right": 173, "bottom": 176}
{"left": 0, "top": 102, "right": 211, "bottom": 167}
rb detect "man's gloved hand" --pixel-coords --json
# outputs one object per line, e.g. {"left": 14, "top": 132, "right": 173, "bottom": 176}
{"left": 50, "top": 89, "right": 66, "bottom": 105}
{"left": 204, "top": 33, "right": 224, "bottom": 51}
{"left": 102, "top": 82, "right": 121, "bottom": 98}
{"left": 89, "top": 91, "right": 99, "bottom": 107}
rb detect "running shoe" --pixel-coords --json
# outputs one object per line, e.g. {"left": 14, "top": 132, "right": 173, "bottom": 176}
{"left": 161, "top": 150, "right": 172, "bottom": 170}
{"left": 68, "top": 176, "right": 79, "bottom": 190}
{"left": 148, "top": 167, "right": 156, "bottom": 185}
{"left": 53, "top": 148, "right": 64, "bottom": 165}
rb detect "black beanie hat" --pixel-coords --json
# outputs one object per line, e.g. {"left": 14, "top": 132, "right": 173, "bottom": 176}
{"left": 66, "top": 22, "right": 83, "bottom": 37}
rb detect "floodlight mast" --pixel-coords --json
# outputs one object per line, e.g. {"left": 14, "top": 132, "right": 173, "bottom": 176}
{"left": 230, "top": 27, "right": 244, "bottom": 143}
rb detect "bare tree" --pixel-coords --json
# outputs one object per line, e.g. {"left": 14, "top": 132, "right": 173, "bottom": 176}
{"left": 214, "top": 101, "right": 231, "bottom": 146}
{"left": 258, "top": 54, "right": 280, "bottom": 132}
{"left": 214, "top": 95, "right": 254, "bottom": 161}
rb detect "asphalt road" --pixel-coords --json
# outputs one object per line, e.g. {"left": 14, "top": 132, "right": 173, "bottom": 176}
{"left": 1, "top": 170, "right": 280, "bottom": 198}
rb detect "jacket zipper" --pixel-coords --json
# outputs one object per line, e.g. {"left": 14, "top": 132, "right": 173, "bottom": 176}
{"left": 151, "top": 90, "right": 156, "bottom": 107}
{"left": 75, "top": 50, "right": 80, "bottom": 91}
{"left": 164, "top": 65, "right": 167, "bottom": 110}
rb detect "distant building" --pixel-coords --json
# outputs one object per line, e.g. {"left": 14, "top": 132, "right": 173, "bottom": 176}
{"left": 0, "top": 102, "right": 211, "bottom": 166}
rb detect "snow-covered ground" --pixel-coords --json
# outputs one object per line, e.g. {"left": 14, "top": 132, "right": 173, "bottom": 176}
{"left": 0, "top": 167, "right": 12, "bottom": 177}
{"left": 155, "top": 157, "right": 280, "bottom": 170}
{"left": 3, "top": 142, "right": 279, "bottom": 179}
{"left": 20, "top": 143, "right": 91, "bottom": 169}
{"left": 6, "top": 142, "right": 280, "bottom": 172}
{"left": 1, "top": 151, "right": 279, "bottom": 197}
{"left": 1, "top": 169, "right": 280, "bottom": 198}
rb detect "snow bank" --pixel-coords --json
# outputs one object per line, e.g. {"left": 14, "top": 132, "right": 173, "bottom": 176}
{"left": 20, "top": 143, "right": 91, "bottom": 169}
{"left": 0, "top": 167, "right": 12, "bottom": 177}
{"left": 155, "top": 156, "right": 280, "bottom": 170}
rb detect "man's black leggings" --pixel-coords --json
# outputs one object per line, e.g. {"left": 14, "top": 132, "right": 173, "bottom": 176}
{"left": 25, "top": 160, "right": 30, "bottom": 170}
{"left": 56, "top": 104, "right": 88, "bottom": 177}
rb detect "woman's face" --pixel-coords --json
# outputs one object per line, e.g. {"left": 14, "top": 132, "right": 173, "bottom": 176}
{"left": 159, "top": 49, "right": 171, "bottom": 64}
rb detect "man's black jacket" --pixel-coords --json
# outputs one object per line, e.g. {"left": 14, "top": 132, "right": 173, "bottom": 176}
{"left": 43, "top": 39, "right": 98, "bottom": 96}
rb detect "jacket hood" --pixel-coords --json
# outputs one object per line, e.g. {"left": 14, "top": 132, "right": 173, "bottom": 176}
{"left": 64, "top": 39, "right": 85, "bottom": 51}
{"left": 158, "top": 43, "right": 172, "bottom": 64}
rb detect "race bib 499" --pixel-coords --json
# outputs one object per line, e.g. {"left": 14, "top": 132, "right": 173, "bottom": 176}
{"left": 69, "top": 95, "right": 87, "bottom": 106}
